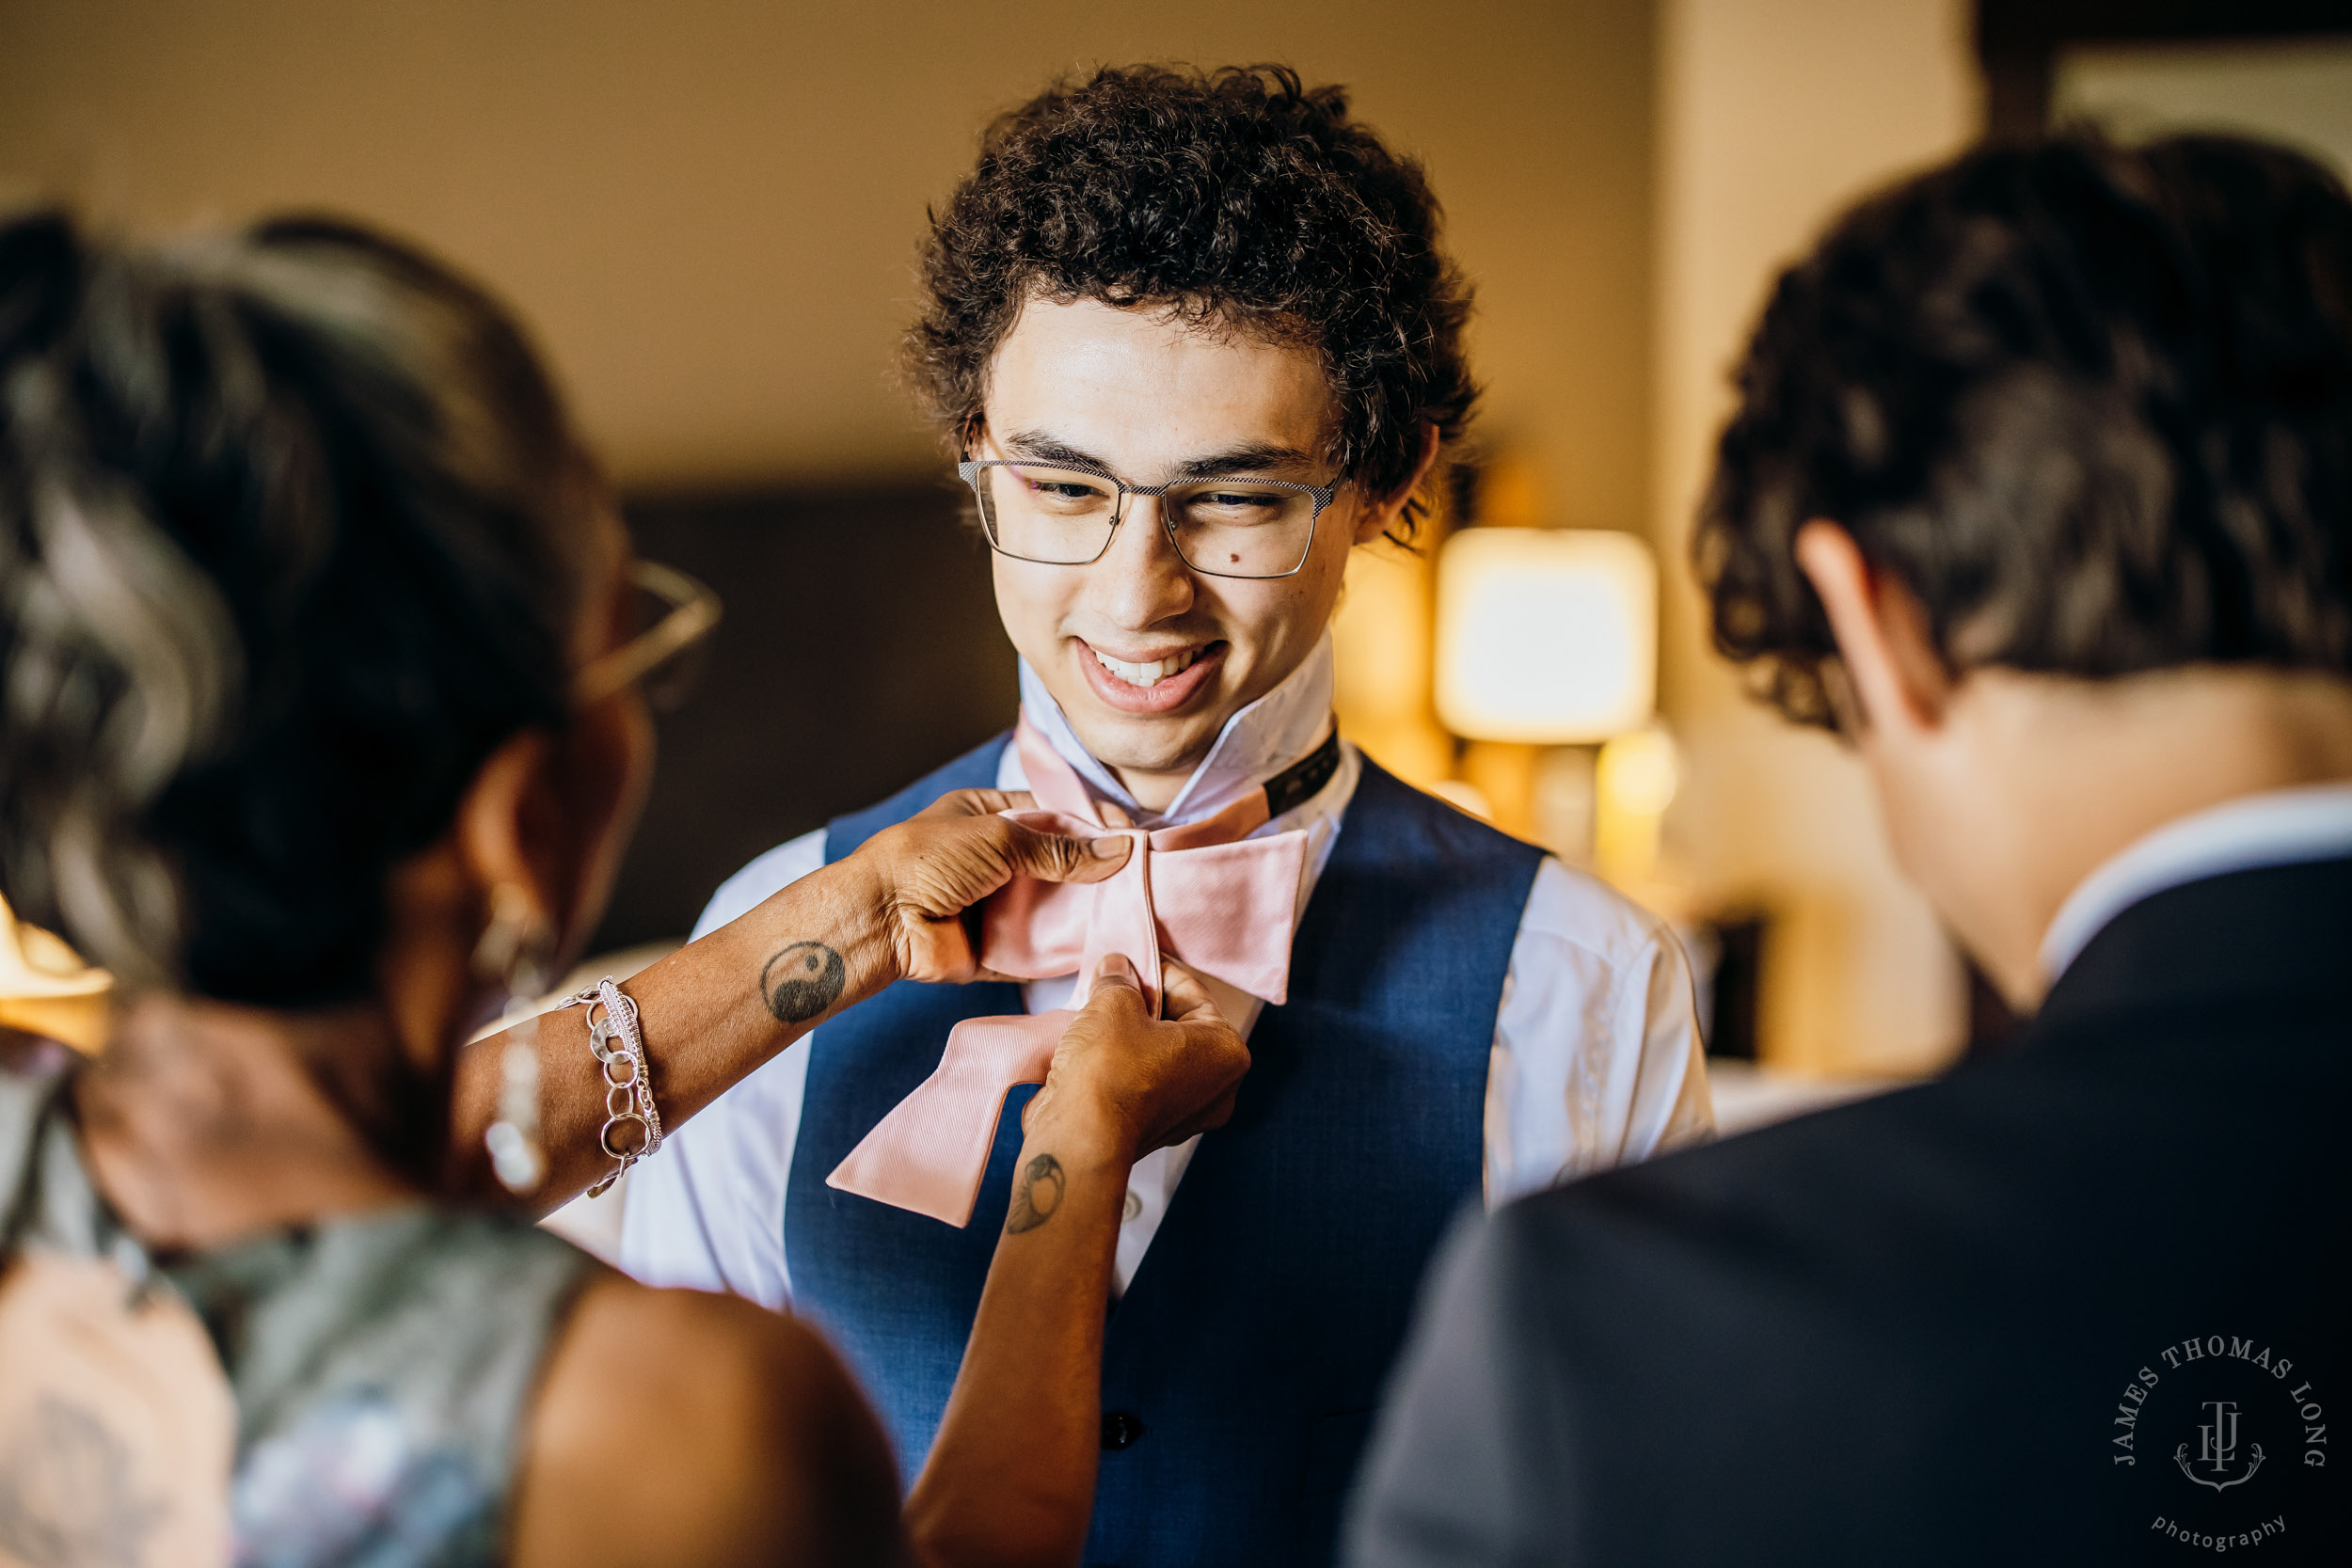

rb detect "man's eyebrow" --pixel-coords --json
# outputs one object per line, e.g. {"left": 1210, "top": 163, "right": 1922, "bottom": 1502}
{"left": 1172, "top": 443, "right": 1320, "bottom": 479}
{"left": 997, "top": 432, "right": 1108, "bottom": 469}
{"left": 994, "top": 431, "right": 1322, "bottom": 479}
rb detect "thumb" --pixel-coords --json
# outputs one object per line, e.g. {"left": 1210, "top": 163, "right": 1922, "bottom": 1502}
{"left": 1001, "top": 819, "right": 1131, "bottom": 883}
{"left": 1081, "top": 952, "right": 1149, "bottom": 1018}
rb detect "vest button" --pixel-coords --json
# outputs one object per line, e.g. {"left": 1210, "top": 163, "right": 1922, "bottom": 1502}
{"left": 1100, "top": 1410, "right": 1147, "bottom": 1450}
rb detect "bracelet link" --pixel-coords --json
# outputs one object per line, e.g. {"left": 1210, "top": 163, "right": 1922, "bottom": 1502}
{"left": 558, "top": 976, "right": 664, "bottom": 1196}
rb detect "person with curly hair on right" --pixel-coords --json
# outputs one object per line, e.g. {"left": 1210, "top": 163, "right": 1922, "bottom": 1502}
{"left": 622, "top": 64, "right": 1711, "bottom": 1568}
{"left": 1350, "top": 132, "right": 2352, "bottom": 1567}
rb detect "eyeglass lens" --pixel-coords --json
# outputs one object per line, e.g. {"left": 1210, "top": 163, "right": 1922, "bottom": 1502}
{"left": 971, "top": 462, "right": 1319, "bottom": 578}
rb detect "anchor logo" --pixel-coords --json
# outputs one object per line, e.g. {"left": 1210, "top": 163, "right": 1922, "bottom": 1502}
{"left": 2174, "top": 1400, "right": 2265, "bottom": 1492}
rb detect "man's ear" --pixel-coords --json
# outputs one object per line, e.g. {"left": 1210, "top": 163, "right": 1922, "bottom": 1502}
{"left": 1352, "top": 421, "right": 1442, "bottom": 546}
{"left": 1792, "top": 521, "right": 1952, "bottom": 737}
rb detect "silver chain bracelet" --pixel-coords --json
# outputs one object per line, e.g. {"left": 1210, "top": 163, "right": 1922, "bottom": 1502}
{"left": 556, "top": 977, "right": 663, "bottom": 1196}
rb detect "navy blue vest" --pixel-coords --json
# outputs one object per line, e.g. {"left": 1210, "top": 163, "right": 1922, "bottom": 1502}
{"left": 789, "top": 733, "right": 1541, "bottom": 1566}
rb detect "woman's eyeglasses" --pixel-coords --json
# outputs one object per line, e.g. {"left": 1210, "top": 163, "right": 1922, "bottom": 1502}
{"left": 574, "top": 560, "right": 723, "bottom": 710}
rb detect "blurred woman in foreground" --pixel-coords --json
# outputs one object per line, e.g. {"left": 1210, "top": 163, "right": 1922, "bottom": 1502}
{"left": 0, "top": 211, "right": 1247, "bottom": 1567}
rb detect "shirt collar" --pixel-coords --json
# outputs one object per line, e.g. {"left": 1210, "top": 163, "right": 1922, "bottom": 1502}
{"left": 2039, "top": 781, "right": 2352, "bottom": 983}
{"left": 1015, "top": 631, "right": 1338, "bottom": 828}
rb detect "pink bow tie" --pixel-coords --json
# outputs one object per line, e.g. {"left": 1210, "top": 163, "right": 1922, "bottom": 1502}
{"left": 827, "top": 720, "right": 1310, "bottom": 1226}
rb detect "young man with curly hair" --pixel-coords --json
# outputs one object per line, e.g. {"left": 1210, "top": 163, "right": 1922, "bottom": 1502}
{"left": 1351, "top": 133, "right": 2352, "bottom": 1566}
{"left": 624, "top": 65, "right": 1708, "bottom": 1565}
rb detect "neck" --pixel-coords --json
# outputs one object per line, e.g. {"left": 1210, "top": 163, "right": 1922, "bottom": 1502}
{"left": 1022, "top": 635, "right": 1341, "bottom": 822}
{"left": 1107, "top": 759, "right": 1200, "bottom": 814}
{"left": 74, "top": 993, "right": 440, "bottom": 1252}
{"left": 1945, "top": 667, "right": 2352, "bottom": 1007}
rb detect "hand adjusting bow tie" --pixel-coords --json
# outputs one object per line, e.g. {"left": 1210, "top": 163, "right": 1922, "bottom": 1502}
{"left": 827, "top": 719, "right": 1330, "bottom": 1226}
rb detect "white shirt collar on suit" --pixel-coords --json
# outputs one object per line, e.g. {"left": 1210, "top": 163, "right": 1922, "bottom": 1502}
{"left": 1014, "top": 631, "right": 1340, "bottom": 829}
{"left": 2040, "top": 781, "right": 2352, "bottom": 983}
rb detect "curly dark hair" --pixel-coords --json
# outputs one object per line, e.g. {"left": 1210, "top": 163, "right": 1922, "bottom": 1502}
{"left": 1694, "top": 133, "right": 2352, "bottom": 727}
{"left": 0, "top": 211, "right": 596, "bottom": 1001}
{"left": 904, "top": 63, "right": 1476, "bottom": 533}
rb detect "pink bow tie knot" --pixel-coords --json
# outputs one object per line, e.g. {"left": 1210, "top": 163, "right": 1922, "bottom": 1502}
{"left": 826, "top": 721, "right": 1308, "bottom": 1226}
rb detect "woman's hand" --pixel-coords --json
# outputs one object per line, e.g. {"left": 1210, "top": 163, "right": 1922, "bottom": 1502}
{"left": 842, "top": 789, "right": 1130, "bottom": 986}
{"left": 1023, "top": 955, "right": 1251, "bottom": 1165}
{"left": 455, "top": 790, "right": 1127, "bottom": 1212}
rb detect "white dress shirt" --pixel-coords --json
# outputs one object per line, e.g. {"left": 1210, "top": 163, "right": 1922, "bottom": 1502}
{"left": 2040, "top": 781, "right": 2352, "bottom": 984}
{"left": 622, "top": 636, "right": 1713, "bottom": 1306}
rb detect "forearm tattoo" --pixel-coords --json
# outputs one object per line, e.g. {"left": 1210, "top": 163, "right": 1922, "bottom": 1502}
{"left": 760, "top": 942, "right": 846, "bottom": 1023}
{"left": 1005, "top": 1153, "right": 1066, "bottom": 1234}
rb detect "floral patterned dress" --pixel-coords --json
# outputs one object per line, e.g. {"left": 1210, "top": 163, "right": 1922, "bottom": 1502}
{"left": 0, "top": 1050, "right": 593, "bottom": 1568}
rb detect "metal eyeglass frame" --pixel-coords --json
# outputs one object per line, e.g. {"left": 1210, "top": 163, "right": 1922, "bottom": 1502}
{"left": 573, "top": 559, "right": 723, "bottom": 705}
{"left": 957, "top": 458, "right": 1339, "bottom": 580}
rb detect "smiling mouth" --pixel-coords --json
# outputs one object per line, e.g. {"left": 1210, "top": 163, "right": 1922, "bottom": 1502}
{"left": 1091, "top": 645, "right": 1206, "bottom": 689}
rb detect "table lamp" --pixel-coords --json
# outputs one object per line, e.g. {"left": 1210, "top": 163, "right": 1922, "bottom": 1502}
{"left": 1432, "top": 526, "right": 1657, "bottom": 841}
{"left": 1435, "top": 527, "right": 1657, "bottom": 744}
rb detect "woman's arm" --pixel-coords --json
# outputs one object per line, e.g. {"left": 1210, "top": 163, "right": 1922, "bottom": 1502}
{"left": 904, "top": 957, "right": 1249, "bottom": 1568}
{"left": 510, "top": 954, "right": 1245, "bottom": 1568}
{"left": 448, "top": 791, "right": 1128, "bottom": 1207}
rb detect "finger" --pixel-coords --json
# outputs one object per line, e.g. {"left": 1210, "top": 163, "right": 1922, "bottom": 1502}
{"left": 1193, "top": 1085, "right": 1241, "bottom": 1137}
{"left": 1157, "top": 1085, "right": 1241, "bottom": 1149}
{"left": 1159, "top": 961, "right": 1225, "bottom": 1024}
{"left": 1079, "top": 952, "right": 1151, "bottom": 1020}
{"left": 1178, "top": 1021, "right": 1250, "bottom": 1089}
{"left": 999, "top": 818, "right": 1130, "bottom": 883}
{"left": 916, "top": 787, "right": 1030, "bottom": 820}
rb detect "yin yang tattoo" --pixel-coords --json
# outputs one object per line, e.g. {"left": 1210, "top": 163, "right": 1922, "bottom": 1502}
{"left": 761, "top": 942, "right": 846, "bottom": 1023}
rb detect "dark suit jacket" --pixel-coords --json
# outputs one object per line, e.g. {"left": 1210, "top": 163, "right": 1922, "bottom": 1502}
{"left": 1347, "top": 859, "right": 2351, "bottom": 1566}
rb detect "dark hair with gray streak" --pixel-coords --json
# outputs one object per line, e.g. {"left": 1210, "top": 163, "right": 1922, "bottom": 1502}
{"left": 1696, "top": 133, "right": 2352, "bottom": 727}
{"left": 0, "top": 212, "right": 596, "bottom": 1002}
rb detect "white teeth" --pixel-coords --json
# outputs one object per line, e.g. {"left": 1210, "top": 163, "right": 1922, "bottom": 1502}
{"left": 1094, "top": 647, "right": 1200, "bottom": 688}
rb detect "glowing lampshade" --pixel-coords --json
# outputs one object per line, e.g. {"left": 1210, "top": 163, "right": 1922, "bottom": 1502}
{"left": 1435, "top": 529, "right": 1657, "bottom": 743}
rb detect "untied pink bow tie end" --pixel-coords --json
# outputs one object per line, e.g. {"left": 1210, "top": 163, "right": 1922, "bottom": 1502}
{"left": 826, "top": 721, "right": 1308, "bottom": 1226}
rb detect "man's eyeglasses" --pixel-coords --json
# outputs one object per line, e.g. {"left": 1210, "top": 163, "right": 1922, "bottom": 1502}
{"left": 574, "top": 560, "right": 723, "bottom": 710}
{"left": 959, "top": 457, "right": 1338, "bottom": 580}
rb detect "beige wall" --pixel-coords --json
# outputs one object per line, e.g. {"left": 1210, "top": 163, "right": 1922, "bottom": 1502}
{"left": 1653, "top": 0, "right": 1979, "bottom": 1074}
{"left": 6, "top": 0, "right": 1996, "bottom": 1072}
{"left": 0, "top": 0, "right": 1655, "bottom": 524}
